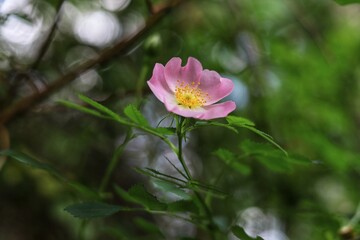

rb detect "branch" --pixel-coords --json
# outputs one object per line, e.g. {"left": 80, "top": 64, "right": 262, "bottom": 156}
{"left": 0, "top": 0, "right": 185, "bottom": 125}
{"left": 32, "top": 0, "right": 65, "bottom": 69}
{"left": 145, "top": 0, "right": 154, "bottom": 14}
{"left": 0, "top": 124, "right": 10, "bottom": 170}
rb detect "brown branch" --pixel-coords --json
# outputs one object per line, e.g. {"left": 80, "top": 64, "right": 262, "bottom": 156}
{"left": 32, "top": 0, "right": 65, "bottom": 69}
{"left": 0, "top": 124, "right": 10, "bottom": 170}
{"left": 145, "top": 0, "right": 155, "bottom": 14}
{"left": 0, "top": 0, "right": 185, "bottom": 125}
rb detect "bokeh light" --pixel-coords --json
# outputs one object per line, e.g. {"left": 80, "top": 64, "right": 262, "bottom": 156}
{"left": 73, "top": 10, "right": 122, "bottom": 47}
{"left": 100, "top": 0, "right": 131, "bottom": 12}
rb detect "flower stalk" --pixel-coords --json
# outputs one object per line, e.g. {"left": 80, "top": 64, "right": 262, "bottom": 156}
{"left": 175, "top": 116, "right": 217, "bottom": 239}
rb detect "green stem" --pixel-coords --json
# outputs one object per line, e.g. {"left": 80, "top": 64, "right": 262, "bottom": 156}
{"left": 78, "top": 220, "right": 87, "bottom": 240}
{"left": 176, "top": 117, "right": 216, "bottom": 240}
{"left": 176, "top": 117, "right": 192, "bottom": 179}
{"left": 113, "top": 118, "right": 178, "bottom": 155}
{"left": 135, "top": 64, "right": 149, "bottom": 102}
{"left": 99, "top": 129, "right": 133, "bottom": 193}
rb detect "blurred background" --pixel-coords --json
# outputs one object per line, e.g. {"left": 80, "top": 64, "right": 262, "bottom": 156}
{"left": 1, "top": 0, "right": 360, "bottom": 239}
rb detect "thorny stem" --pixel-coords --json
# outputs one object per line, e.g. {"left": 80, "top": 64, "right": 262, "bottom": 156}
{"left": 176, "top": 116, "right": 217, "bottom": 240}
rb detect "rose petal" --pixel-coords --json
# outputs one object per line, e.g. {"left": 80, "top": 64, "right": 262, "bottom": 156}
{"left": 199, "top": 70, "right": 234, "bottom": 105}
{"left": 164, "top": 57, "right": 203, "bottom": 91}
{"left": 201, "top": 101, "right": 236, "bottom": 119}
{"left": 147, "top": 63, "right": 173, "bottom": 103}
{"left": 164, "top": 99, "right": 236, "bottom": 120}
{"left": 163, "top": 98, "right": 206, "bottom": 119}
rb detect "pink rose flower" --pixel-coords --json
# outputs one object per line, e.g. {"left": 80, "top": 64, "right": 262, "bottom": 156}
{"left": 147, "top": 57, "right": 236, "bottom": 120}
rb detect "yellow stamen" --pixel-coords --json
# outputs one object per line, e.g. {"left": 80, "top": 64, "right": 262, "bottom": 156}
{"left": 174, "top": 80, "right": 207, "bottom": 109}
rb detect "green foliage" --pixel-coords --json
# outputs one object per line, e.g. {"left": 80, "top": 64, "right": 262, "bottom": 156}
{"left": 0, "top": 149, "right": 60, "bottom": 176}
{"left": 3, "top": 0, "right": 360, "bottom": 239}
{"left": 135, "top": 167, "right": 187, "bottom": 186}
{"left": 226, "top": 116, "right": 255, "bottom": 127}
{"left": 64, "top": 202, "right": 123, "bottom": 219}
{"left": 114, "top": 183, "right": 198, "bottom": 214}
{"left": 78, "top": 94, "right": 128, "bottom": 123}
{"left": 191, "top": 121, "right": 238, "bottom": 133}
{"left": 115, "top": 184, "right": 167, "bottom": 211}
{"left": 333, "top": 0, "right": 360, "bottom": 5}
{"left": 152, "top": 179, "right": 192, "bottom": 200}
{"left": 240, "top": 140, "right": 291, "bottom": 172}
{"left": 213, "top": 148, "right": 251, "bottom": 176}
{"left": 231, "top": 226, "right": 264, "bottom": 240}
{"left": 124, "top": 104, "right": 150, "bottom": 127}
{"left": 57, "top": 100, "right": 106, "bottom": 119}
{"left": 166, "top": 200, "right": 198, "bottom": 213}
{"left": 135, "top": 167, "right": 227, "bottom": 199}
{"left": 226, "top": 116, "right": 287, "bottom": 155}
{"left": 134, "top": 217, "right": 163, "bottom": 235}
{"left": 0, "top": 149, "right": 100, "bottom": 199}
{"left": 152, "top": 127, "right": 176, "bottom": 135}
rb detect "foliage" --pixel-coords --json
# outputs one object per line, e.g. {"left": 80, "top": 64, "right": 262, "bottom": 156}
{"left": 1, "top": 0, "right": 360, "bottom": 239}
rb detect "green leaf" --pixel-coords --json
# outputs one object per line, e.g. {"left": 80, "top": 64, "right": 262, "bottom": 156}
{"left": 67, "top": 182, "right": 100, "bottom": 199}
{"left": 334, "top": 0, "right": 360, "bottom": 5}
{"left": 152, "top": 179, "right": 191, "bottom": 200}
{"left": 134, "top": 217, "right": 162, "bottom": 235}
{"left": 287, "top": 153, "right": 312, "bottom": 166}
{"left": 124, "top": 104, "right": 150, "bottom": 126}
{"left": 214, "top": 148, "right": 251, "bottom": 176}
{"left": 226, "top": 116, "right": 287, "bottom": 155}
{"left": 244, "top": 126, "right": 287, "bottom": 155}
{"left": 153, "top": 127, "right": 176, "bottom": 135}
{"left": 167, "top": 200, "right": 198, "bottom": 213}
{"left": 64, "top": 202, "right": 123, "bottom": 219}
{"left": 115, "top": 184, "right": 167, "bottom": 211}
{"left": 78, "top": 94, "right": 127, "bottom": 123}
{"left": 187, "top": 180, "right": 228, "bottom": 199}
{"left": 231, "top": 226, "right": 264, "bottom": 240}
{"left": 134, "top": 167, "right": 187, "bottom": 185}
{"left": 128, "top": 185, "right": 167, "bottom": 211}
{"left": 229, "top": 161, "right": 251, "bottom": 176}
{"left": 240, "top": 140, "right": 275, "bottom": 155}
{"left": 214, "top": 148, "right": 236, "bottom": 162}
{"left": 0, "top": 150, "right": 100, "bottom": 199}
{"left": 0, "top": 149, "right": 62, "bottom": 178}
{"left": 256, "top": 153, "right": 292, "bottom": 172}
{"left": 57, "top": 100, "right": 106, "bottom": 119}
{"left": 226, "top": 116, "right": 255, "bottom": 127}
{"left": 240, "top": 141, "right": 291, "bottom": 172}
{"left": 135, "top": 168, "right": 226, "bottom": 198}
{"left": 191, "top": 121, "right": 238, "bottom": 133}
{"left": 206, "top": 121, "right": 239, "bottom": 133}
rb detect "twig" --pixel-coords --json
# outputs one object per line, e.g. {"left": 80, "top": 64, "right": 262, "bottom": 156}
{"left": 0, "top": 124, "right": 10, "bottom": 170}
{"left": 145, "top": 0, "right": 154, "bottom": 14}
{"left": 32, "top": 0, "right": 65, "bottom": 69}
{"left": 0, "top": 0, "right": 185, "bottom": 125}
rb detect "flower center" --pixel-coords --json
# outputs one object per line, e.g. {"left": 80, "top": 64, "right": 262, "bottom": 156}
{"left": 174, "top": 80, "right": 207, "bottom": 108}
